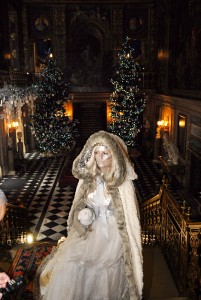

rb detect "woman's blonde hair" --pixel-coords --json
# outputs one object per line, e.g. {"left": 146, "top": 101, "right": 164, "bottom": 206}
{"left": 0, "top": 189, "right": 7, "bottom": 221}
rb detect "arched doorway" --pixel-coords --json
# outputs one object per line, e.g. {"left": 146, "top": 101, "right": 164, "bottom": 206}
{"left": 67, "top": 15, "right": 113, "bottom": 91}
{"left": 73, "top": 101, "right": 107, "bottom": 147}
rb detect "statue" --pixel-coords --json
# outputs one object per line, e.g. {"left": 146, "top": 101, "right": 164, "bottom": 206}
{"left": 17, "top": 132, "right": 23, "bottom": 160}
{"left": 162, "top": 133, "right": 179, "bottom": 165}
{"left": 8, "top": 137, "right": 13, "bottom": 150}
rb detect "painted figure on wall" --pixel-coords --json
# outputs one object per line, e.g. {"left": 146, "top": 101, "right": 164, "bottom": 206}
{"left": 67, "top": 5, "right": 113, "bottom": 90}
{"left": 174, "top": 6, "right": 201, "bottom": 90}
{"left": 129, "top": 16, "right": 144, "bottom": 35}
{"left": 70, "top": 36, "right": 102, "bottom": 87}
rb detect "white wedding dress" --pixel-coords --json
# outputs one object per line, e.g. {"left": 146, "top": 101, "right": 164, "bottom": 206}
{"left": 39, "top": 177, "right": 128, "bottom": 300}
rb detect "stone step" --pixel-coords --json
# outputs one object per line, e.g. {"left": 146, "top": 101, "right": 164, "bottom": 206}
{"left": 143, "top": 246, "right": 181, "bottom": 299}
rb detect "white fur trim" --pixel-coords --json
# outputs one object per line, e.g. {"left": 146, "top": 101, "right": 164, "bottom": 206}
{"left": 118, "top": 180, "right": 143, "bottom": 299}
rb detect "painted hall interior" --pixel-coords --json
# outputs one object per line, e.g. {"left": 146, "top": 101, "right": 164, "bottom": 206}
{"left": 0, "top": 1, "right": 201, "bottom": 299}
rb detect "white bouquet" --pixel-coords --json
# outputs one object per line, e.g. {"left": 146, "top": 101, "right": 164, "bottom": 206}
{"left": 78, "top": 208, "right": 95, "bottom": 226}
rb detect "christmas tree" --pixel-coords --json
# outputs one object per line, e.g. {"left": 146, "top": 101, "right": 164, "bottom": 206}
{"left": 31, "top": 54, "right": 79, "bottom": 156}
{"left": 107, "top": 37, "right": 146, "bottom": 147}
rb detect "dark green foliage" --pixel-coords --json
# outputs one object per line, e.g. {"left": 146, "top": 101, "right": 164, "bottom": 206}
{"left": 107, "top": 37, "right": 146, "bottom": 147}
{"left": 31, "top": 56, "right": 79, "bottom": 155}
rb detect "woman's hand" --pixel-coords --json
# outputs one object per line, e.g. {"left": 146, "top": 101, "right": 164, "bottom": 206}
{"left": 0, "top": 272, "right": 10, "bottom": 288}
{"left": 0, "top": 272, "right": 10, "bottom": 299}
{"left": 73, "top": 210, "right": 87, "bottom": 238}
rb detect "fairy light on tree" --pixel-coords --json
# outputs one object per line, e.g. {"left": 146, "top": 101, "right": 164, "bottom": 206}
{"left": 31, "top": 53, "right": 79, "bottom": 156}
{"left": 107, "top": 36, "right": 146, "bottom": 147}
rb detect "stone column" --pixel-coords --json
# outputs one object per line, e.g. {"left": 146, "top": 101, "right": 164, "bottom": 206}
{"left": 7, "top": 136, "right": 16, "bottom": 175}
{"left": 17, "top": 131, "right": 24, "bottom": 160}
{"left": 153, "top": 126, "right": 162, "bottom": 163}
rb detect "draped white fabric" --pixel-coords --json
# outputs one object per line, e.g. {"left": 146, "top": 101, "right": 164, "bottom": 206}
{"left": 39, "top": 177, "right": 128, "bottom": 300}
{"left": 94, "top": 177, "right": 110, "bottom": 240}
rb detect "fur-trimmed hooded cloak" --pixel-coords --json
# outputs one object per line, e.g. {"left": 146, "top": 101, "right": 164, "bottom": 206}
{"left": 68, "top": 131, "right": 143, "bottom": 300}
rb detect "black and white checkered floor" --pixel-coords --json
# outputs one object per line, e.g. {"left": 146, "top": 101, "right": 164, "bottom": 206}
{"left": 28, "top": 154, "right": 76, "bottom": 242}
{"left": 0, "top": 151, "right": 164, "bottom": 242}
{"left": 0, "top": 152, "right": 76, "bottom": 243}
{"left": 133, "top": 156, "right": 162, "bottom": 203}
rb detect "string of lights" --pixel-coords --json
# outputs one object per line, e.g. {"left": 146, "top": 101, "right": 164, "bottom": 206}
{"left": 108, "top": 36, "right": 146, "bottom": 147}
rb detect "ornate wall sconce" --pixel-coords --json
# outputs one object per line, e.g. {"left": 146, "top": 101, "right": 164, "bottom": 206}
{"left": 8, "top": 121, "right": 19, "bottom": 132}
{"left": 179, "top": 117, "right": 186, "bottom": 128}
{"left": 157, "top": 119, "right": 169, "bottom": 132}
{"left": 155, "top": 117, "right": 169, "bottom": 142}
{"left": 177, "top": 114, "right": 186, "bottom": 157}
{"left": 4, "top": 53, "right": 11, "bottom": 60}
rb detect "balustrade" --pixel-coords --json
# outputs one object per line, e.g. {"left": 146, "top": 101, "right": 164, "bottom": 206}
{"left": 140, "top": 178, "right": 201, "bottom": 299}
{"left": 0, "top": 70, "right": 29, "bottom": 87}
{"left": 0, "top": 203, "right": 29, "bottom": 247}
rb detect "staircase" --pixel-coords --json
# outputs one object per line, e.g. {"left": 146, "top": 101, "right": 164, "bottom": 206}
{"left": 143, "top": 246, "right": 191, "bottom": 300}
{"left": 74, "top": 102, "right": 107, "bottom": 146}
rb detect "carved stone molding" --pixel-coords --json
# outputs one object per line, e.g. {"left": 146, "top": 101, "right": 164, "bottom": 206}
{"left": 8, "top": 11, "right": 20, "bottom": 71}
{"left": 22, "top": 7, "right": 30, "bottom": 72}
{"left": 53, "top": 6, "right": 67, "bottom": 71}
{"left": 111, "top": 8, "right": 123, "bottom": 60}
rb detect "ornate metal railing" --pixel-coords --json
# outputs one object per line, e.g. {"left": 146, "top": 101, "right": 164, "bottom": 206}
{"left": 140, "top": 189, "right": 162, "bottom": 246}
{"left": 0, "top": 203, "right": 29, "bottom": 247}
{"left": 140, "top": 178, "right": 201, "bottom": 299}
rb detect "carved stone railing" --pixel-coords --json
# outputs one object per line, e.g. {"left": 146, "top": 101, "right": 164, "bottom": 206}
{"left": 0, "top": 203, "right": 29, "bottom": 247}
{"left": 140, "top": 178, "right": 201, "bottom": 299}
{"left": 0, "top": 70, "right": 29, "bottom": 87}
{"left": 0, "top": 70, "right": 11, "bottom": 87}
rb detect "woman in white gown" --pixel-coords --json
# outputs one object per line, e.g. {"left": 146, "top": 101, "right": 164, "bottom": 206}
{"left": 34, "top": 131, "right": 143, "bottom": 300}
{"left": 0, "top": 189, "right": 10, "bottom": 299}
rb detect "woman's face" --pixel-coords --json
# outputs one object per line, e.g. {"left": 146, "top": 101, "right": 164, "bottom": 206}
{"left": 94, "top": 145, "right": 112, "bottom": 172}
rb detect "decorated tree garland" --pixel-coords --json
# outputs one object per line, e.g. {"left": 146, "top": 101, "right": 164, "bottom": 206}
{"left": 30, "top": 55, "right": 79, "bottom": 156}
{"left": 107, "top": 36, "right": 146, "bottom": 147}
